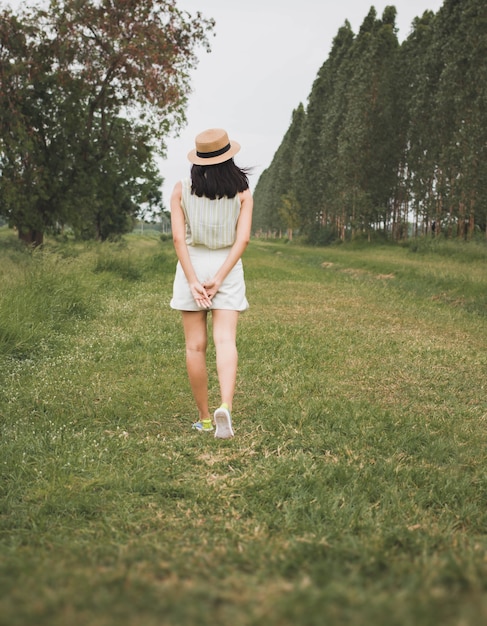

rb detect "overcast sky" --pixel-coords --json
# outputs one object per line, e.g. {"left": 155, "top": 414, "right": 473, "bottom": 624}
{"left": 5, "top": 0, "right": 445, "bottom": 207}
{"left": 162, "top": 0, "right": 444, "bottom": 206}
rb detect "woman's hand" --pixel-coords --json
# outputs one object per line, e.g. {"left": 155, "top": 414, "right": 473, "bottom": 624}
{"left": 202, "top": 277, "right": 221, "bottom": 301}
{"left": 190, "top": 281, "right": 212, "bottom": 309}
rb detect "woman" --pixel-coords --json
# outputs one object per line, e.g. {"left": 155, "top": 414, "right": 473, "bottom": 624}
{"left": 170, "top": 128, "right": 253, "bottom": 438}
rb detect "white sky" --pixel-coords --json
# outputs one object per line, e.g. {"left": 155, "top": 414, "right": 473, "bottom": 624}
{"left": 162, "top": 0, "right": 444, "bottom": 206}
{"left": 4, "top": 0, "right": 445, "bottom": 208}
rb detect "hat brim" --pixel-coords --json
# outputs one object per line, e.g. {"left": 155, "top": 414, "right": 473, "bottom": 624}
{"left": 187, "top": 140, "right": 241, "bottom": 165}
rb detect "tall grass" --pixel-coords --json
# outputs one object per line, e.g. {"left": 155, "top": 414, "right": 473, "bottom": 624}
{"left": 0, "top": 228, "right": 486, "bottom": 626}
{"left": 0, "top": 247, "right": 94, "bottom": 358}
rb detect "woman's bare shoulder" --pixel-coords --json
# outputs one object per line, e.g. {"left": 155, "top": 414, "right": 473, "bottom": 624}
{"left": 239, "top": 188, "right": 252, "bottom": 201}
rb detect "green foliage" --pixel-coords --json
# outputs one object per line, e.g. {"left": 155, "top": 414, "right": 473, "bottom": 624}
{"left": 0, "top": 0, "right": 214, "bottom": 243}
{"left": 406, "top": 234, "right": 487, "bottom": 261}
{"left": 0, "top": 248, "right": 97, "bottom": 358}
{"left": 255, "top": 0, "right": 487, "bottom": 243}
{"left": 0, "top": 234, "right": 486, "bottom": 625}
{"left": 253, "top": 104, "right": 306, "bottom": 234}
{"left": 305, "top": 223, "right": 340, "bottom": 246}
{"left": 0, "top": 230, "right": 170, "bottom": 359}
{"left": 277, "top": 191, "right": 301, "bottom": 239}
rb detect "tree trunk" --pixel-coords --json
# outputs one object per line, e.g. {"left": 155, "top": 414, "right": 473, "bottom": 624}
{"left": 18, "top": 229, "right": 44, "bottom": 247}
{"left": 458, "top": 201, "right": 466, "bottom": 239}
{"left": 467, "top": 196, "right": 476, "bottom": 240}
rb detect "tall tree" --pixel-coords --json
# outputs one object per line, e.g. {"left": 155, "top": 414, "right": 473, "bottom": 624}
{"left": 253, "top": 1, "right": 487, "bottom": 242}
{"left": 252, "top": 104, "right": 306, "bottom": 235}
{"left": 294, "top": 21, "right": 355, "bottom": 241}
{"left": 403, "top": 0, "right": 487, "bottom": 239}
{"left": 0, "top": 0, "right": 214, "bottom": 244}
{"left": 336, "top": 6, "right": 402, "bottom": 239}
{"left": 433, "top": 0, "right": 487, "bottom": 238}
{"left": 278, "top": 191, "right": 301, "bottom": 241}
{"left": 400, "top": 10, "right": 439, "bottom": 236}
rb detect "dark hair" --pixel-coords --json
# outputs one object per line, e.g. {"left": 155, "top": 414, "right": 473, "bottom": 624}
{"left": 191, "top": 160, "right": 250, "bottom": 199}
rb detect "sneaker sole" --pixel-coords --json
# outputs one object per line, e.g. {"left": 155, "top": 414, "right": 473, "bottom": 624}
{"left": 214, "top": 407, "right": 234, "bottom": 439}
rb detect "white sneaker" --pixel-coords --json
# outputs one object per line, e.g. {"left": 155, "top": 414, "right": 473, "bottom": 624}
{"left": 214, "top": 404, "right": 234, "bottom": 439}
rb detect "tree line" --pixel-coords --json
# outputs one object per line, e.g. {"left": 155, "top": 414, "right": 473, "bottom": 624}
{"left": 0, "top": 0, "right": 213, "bottom": 245}
{"left": 253, "top": 0, "right": 487, "bottom": 243}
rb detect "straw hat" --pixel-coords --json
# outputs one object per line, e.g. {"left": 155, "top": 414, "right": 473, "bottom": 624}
{"left": 187, "top": 128, "right": 240, "bottom": 165}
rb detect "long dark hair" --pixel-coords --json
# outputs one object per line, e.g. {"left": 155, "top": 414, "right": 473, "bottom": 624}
{"left": 191, "top": 159, "right": 250, "bottom": 199}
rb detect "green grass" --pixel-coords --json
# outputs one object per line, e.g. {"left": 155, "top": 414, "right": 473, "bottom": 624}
{"left": 1, "top": 227, "right": 486, "bottom": 625}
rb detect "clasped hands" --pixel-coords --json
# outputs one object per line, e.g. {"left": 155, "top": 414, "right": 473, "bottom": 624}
{"left": 191, "top": 278, "right": 221, "bottom": 309}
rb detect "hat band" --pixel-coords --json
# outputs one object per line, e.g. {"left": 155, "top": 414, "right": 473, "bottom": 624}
{"left": 196, "top": 143, "right": 231, "bottom": 159}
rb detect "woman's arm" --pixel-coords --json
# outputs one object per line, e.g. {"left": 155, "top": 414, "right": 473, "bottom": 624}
{"left": 203, "top": 188, "right": 253, "bottom": 300}
{"left": 170, "top": 181, "right": 212, "bottom": 309}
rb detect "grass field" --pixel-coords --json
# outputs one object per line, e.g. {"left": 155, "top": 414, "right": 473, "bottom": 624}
{"left": 0, "top": 227, "right": 486, "bottom": 625}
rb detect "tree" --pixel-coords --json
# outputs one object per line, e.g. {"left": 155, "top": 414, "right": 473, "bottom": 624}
{"left": 432, "top": 0, "right": 487, "bottom": 239}
{"left": 252, "top": 104, "right": 306, "bottom": 235}
{"left": 253, "top": 1, "right": 487, "bottom": 242}
{"left": 334, "top": 7, "right": 402, "bottom": 240}
{"left": 294, "top": 21, "right": 355, "bottom": 240}
{"left": 278, "top": 191, "right": 301, "bottom": 241}
{"left": 403, "top": 0, "right": 487, "bottom": 239}
{"left": 0, "top": 0, "right": 214, "bottom": 243}
{"left": 69, "top": 116, "right": 165, "bottom": 240}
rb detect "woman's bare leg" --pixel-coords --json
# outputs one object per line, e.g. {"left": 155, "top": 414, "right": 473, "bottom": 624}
{"left": 181, "top": 311, "right": 211, "bottom": 421}
{"left": 212, "top": 309, "right": 239, "bottom": 411}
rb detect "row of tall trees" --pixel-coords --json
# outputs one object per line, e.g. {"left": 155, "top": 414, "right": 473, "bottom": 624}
{"left": 253, "top": 0, "right": 487, "bottom": 242}
{"left": 0, "top": 0, "right": 214, "bottom": 244}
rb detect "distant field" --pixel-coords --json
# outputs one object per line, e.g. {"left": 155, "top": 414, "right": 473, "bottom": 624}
{"left": 1, "top": 228, "right": 486, "bottom": 626}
